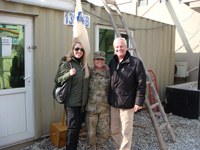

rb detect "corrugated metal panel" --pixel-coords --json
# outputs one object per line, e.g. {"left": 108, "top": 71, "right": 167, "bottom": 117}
{"left": 0, "top": 0, "right": 175, "bottom": 143}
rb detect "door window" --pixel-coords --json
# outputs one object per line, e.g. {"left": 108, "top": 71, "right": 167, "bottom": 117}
{"left": 99, "top": 28, "right": 115, "bottom": 65}
{"left": 0, "top": 24, "right": 24, "bottom": 90}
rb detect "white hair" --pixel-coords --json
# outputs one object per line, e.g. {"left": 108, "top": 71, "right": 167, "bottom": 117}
{"left": 113, "top": 37, "right": 127, "bottom": 47}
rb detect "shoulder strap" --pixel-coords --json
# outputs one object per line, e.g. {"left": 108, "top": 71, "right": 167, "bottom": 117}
{"left": 69, "top": 62, "right": 72, "bottom": 69}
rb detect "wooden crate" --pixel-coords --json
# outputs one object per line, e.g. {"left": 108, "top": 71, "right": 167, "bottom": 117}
{"left": 50, "top": 121, "right": 68, "bottom": 148}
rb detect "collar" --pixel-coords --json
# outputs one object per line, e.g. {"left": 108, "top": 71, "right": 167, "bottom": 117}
{"left": 92, "top": 67, "right": 105, "bottom": 76}
{"left": 71, "top": 56, "right": 83, "bottom": 67}
{"left": 113, "top": 51, "right": 130, "bottom": 64}
{"left": 71, "top": 56, "right": 81, "bottom": 62}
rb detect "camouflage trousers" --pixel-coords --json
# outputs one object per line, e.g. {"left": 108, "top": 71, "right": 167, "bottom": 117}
{"left": 85, "top": 111, "right": 110, "bottom": 145}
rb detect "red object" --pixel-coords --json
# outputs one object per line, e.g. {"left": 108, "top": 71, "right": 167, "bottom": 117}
{"left": 148, "top": 70, "right": 159, "bottom": 111}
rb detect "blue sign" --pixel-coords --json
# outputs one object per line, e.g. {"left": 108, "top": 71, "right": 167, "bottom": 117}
{"left": 64, "top": 12, "right": 90, "bottom": 28}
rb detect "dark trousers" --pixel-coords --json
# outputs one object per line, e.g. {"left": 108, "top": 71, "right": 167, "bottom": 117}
{"left": 65, "top": 106, "right": 85, "bottom": 150}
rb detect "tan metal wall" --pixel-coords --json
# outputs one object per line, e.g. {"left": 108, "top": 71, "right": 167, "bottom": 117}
{"left": 0, "top": 0, "right": 175, "bottom": 141}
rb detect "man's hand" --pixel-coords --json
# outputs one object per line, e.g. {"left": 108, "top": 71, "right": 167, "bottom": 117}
{"left": 133, "top": 105, "right": 142, "bottom": 112}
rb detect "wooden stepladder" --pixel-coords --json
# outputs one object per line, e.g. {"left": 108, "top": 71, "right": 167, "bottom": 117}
{"left": 102, "top": 0, "right": 176, "bottom": 149}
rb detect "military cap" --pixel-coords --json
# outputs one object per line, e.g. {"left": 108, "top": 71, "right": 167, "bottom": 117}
{"left": 93, "top": 51, "right": 106, "bottom": 60}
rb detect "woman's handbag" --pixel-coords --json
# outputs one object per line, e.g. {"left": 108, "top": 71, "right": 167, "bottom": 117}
{"left": 52, "top": 62, "right": 72, "bottom": 104}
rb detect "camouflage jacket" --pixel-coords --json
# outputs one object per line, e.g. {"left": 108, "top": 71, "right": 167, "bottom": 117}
{"left": 85, "top": 67, "right": 110, "bottom": 113}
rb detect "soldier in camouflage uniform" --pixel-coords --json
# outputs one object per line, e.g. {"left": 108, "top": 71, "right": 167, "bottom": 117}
{"left": 85, "top": 51, "right": 110, "bottom": 150}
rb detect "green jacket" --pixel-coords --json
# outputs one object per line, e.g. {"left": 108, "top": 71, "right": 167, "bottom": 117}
{"left": 54, "top": 57, "right": 89, "bottom": 107}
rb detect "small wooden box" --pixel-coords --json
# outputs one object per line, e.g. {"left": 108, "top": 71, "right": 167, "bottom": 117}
{"left": 50, "top": 121, "right": 68, "bottom": 148}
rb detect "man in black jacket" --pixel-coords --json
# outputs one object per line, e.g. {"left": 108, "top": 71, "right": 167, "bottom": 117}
{"left": 108, "top": 37, "right": 146, "bottom": 150}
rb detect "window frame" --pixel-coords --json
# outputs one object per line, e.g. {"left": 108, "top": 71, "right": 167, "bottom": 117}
{"left": 95, "top": 24, "right": 134, "bottom": 56}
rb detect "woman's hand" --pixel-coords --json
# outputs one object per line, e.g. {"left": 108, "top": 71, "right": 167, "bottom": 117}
{"left": 69, "top": 68, "right": 76, "bottom": 76}
{"left": 89, "top": 66, "right": 94, "bottom": 70}
{"left": 103, "top": 64, "right": 110, "bottom": 71}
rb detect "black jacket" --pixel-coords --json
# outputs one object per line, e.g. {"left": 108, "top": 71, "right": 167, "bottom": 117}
{"left": 108, "top": 51, "right": 146, "bottom": 109}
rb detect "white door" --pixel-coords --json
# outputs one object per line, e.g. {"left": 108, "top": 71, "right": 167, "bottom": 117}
{"left": 0, "top": 13, "right": 35, "bottom": 148}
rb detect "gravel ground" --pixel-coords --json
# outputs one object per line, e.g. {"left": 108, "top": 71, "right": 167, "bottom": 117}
{"left": 20, "top": 110, "right": 200, "bottom": 150}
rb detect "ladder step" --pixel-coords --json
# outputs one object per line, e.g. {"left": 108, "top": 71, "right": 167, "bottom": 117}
{"left": 105, "top": 0, "right": 115, "bottom": 4}
{"left": 159, "top": 122, "right": 168, "bottom": 130}
{"left": 150, "top": 102, "right": 159, "bottom": 109}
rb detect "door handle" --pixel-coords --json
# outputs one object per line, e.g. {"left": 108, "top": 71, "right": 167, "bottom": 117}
{"left": 23, "top": 74, "right": 30, "bottom": 80}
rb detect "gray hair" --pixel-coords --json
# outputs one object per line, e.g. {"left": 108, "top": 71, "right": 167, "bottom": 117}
{"left": 113, "top": 37, "right": 127, "bottom": 47}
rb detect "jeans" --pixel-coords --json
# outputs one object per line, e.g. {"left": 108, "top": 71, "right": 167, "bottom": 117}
{"left": 65, "top": 106, "right": 85, "bottom": 150}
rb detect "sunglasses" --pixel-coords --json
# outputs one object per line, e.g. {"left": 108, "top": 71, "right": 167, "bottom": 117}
{"left": 75, "top": 47, "right": 84, "bottom": 52}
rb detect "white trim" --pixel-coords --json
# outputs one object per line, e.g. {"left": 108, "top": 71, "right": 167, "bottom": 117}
{"left": 0, "top": 9, "right": 39, "bottom": 16}
{"left": 95, "top": 25, "right": 115, "bottom": 52}
{"left": 6, "top": 0, "right": 75, "bottom": 11}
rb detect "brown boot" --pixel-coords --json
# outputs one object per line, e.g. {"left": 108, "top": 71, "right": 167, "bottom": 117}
{"left": 96, "top": 144, "right": 102, "bottom": 150}
{"left": 89, "top": 144, "right": 96, "bottom": 150}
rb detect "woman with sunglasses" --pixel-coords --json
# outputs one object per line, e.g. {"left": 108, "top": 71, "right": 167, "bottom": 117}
{"left": 54, "top": 39, "right": 89, "bottom": 150}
